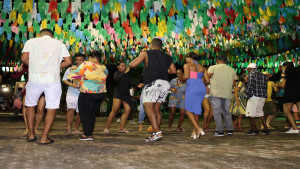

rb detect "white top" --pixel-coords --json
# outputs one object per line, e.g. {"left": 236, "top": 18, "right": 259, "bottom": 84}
{"left": 22, "top": 35, "right": 70, "bottom": 84}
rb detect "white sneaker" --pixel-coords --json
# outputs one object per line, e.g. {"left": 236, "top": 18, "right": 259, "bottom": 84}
{"left": 285, "top": 128, "right": 300, "bottom": 134}
{"left": 116, "top": 119, "right": 121, "bottom": 123}
{"left": 129, "top": 120, "right": 137, "bottom": 124}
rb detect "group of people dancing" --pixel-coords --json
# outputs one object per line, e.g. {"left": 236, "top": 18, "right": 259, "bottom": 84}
{"left": 17, "top": 28, "right": 300, "bottom": 144}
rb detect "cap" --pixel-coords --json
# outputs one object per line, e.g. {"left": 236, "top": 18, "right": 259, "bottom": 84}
{"left": 217, "top": 55, "right": 227, "bottom": 61}
{"left": 246, "top": 63, "right": 257, "bottom": 70}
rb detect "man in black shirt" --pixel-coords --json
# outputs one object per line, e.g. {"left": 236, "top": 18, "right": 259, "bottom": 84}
{"left": 129, "top": 38, "right": 176, "bottom": 142}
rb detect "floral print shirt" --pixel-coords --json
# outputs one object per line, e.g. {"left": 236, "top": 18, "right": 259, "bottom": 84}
{"left": 68, "top": 61, "right": 108, "bottom": 93}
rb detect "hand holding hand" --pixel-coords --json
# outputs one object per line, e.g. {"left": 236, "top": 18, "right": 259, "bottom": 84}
{"left": 125, "top": 66, "right": 130, "bottom": 73}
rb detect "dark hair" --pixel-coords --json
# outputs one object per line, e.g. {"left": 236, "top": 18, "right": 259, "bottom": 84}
{"left": 186, "top": 52, "right": 200, "bottom": 61}
{"left": 117, "top": 61, "right": 125, "bottom": 66}
{"left": 240, "top": 73, "right": 248, "bottom": 82}
{"left": 283, "top": 62, "right": 297, "bottom": 77}
{"left": 89, "top": 51, "right": 101, "bottom": 62}
{"left": 151, "top": 38, "right": 162, "bottom": 48}
{"left": 40, "top": 28, "right": 54, "bottom": 36}
{"left": 217, "top": 55, "right": 227, "bottom": 62}
{"left": 74, "top": 53, "right": 85, "bottom": 58}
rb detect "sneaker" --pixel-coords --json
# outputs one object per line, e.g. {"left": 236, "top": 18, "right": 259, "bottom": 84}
{"left": 246, "top": 129, "right": 259, "bottom": 135}
{"left": 261, "top": 129, "right": 270, "bottom": 135}
{"left": 116, "top": 119, "right": 121, "bottom": 123}
{"left": 79, "top": 135, "right": 94, "bottom": 141}
{"left": 226, "top": 130, "right": 233, "bottom": 136}
{"left": 145, "top": 131, "right": 163, "bottom": 142}
{"left": 285, "top": 128, "right": 300, "bottom": 134}
{"left": 213, "top": 131, "right": 224, "bottom": 136}
{"left": 129, "top": 120, "right": 137, "bottom": 125}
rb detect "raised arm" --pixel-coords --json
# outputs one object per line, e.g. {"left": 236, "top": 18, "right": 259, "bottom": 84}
{"left": 129, "top": 52, "right": 147, "bottom": 68}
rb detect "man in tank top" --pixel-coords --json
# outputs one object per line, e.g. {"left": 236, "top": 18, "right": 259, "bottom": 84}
{"left": 129, "top": 38, "right": 176, "bottom": 142}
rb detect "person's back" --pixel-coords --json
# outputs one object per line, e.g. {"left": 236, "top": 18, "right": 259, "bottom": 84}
{"left": 247, "top": 70, "right": 268, "bottom": 98}
{"left": 143, "top": 49, "right": 173, "bottom": 85}
{"left": 24, "top": 36, "right": 69, "bottom": 84}
{"left": 208, "top": 63, "right": 236, "bottom": 99}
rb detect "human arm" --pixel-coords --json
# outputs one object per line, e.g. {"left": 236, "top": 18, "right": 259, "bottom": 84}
{"left": 129, "top": 52, "right": 147, "bottom": 68}
{"left": 181, "top": 64, "right": 190, "bottom": 81}
{"left": 274, "top": 78, "right": 286, "bottom": 89}
{"left": 246, "top": 73, "right": 254, "bottom": 98}
{"left": 168, "top": 63, "right": 177, "bottom": 74}
{"left": 21, "top": 52, "right": 29, "bottom": 65}
{"left": 63, "top": 80, "right": 78, "bottom": 88}
{"left": 234, "top": 83, "right": 242, "bottom": 107}
{"left": 203, "top": 69, "right": 210, "bottom": 85}
{"left": 60, "top": 57, "right": 72, "bottom": 68}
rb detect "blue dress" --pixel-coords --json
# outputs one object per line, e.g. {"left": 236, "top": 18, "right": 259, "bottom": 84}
{"left": 185, "top": 62, "right": 206, "bottom": 115}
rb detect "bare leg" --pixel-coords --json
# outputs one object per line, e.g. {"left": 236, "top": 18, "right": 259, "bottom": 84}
{"left": 266, "top": 115, "right": 275, "bottom": 128}
{"left": 26, "top": 106, "right": 36, "bottom": 140}
{"left": 22, "top": 97, "right": 28, "bottom": 136}
{"left": 155, "top": 102, "right": 163, "bottom": 129}
{"left": 40, "top": 109, "right": 56, "bottom": 143}
{"left": 202, "top": 98, "right": 210, "bottom": 129}
{"left": 168, "top": 107, "right": 176, "bottom": 129}
{"left": 65, "top": 108, "right": 75, "bottom": 134}
{"left": 259, "top": 116, "right": 268, "bottom": 130}
{"left": 119, "top": 101, "right": 131, "bottom": 130}
{"left": 105, "top": 99, "right": 121, "bottom": 129}
{"left": 186, "top": 110, "right": 202, "bottom": 136}
{"left": 283, "top": 103, "right": 298, "bottom": 130}
{"left": 74, "top": 113, "right": 81, "bottom": 130}
{"left": 249, "top": 117, "right": 257, "bottom": 130}
{"left": 178, "top": 108, "right": 185, "bottom": 128}
{"left": 144, "top": 102, "right": 160, "bottom": 133}
{"left": 34, "top": 96, "right": 45, "bottom": 134}
{"left": 237, "top": 114, "right": 244, "bottom": 129}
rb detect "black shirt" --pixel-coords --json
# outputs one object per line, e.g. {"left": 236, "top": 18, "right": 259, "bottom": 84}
{"left": 143, "top": 50, "right": 173, "bottom": 85}
{"left": 113, "top": 71, "right": 136, "bottom": 97}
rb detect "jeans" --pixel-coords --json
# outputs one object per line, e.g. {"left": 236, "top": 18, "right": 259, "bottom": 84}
{"left": 209, "top": 97, "right": 234, "bottom": 131}
{"left": 78, "top": 92, "right": 107, "bottom": 136}
{"left": 138, "top": 96, "right": 146, "bottom": 124}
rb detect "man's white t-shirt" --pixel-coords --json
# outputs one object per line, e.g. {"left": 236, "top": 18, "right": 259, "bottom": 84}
{"left": 22, "top": 35, "right": 70, "bottom": 84}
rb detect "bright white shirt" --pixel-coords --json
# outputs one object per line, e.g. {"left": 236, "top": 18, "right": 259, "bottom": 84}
{"left": 22, "top": 35, "right": 70, "bottom": 84}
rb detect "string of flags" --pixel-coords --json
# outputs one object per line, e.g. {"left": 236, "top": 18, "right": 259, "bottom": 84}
{"left": 0, "top": 0, "right": 299, "bottom": 74}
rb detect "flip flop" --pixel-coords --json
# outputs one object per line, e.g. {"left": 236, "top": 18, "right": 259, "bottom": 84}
{"left": 26, "top": 136, "right": 37, "bottom": 142}
{"left": 118, "top": 129, "right": 129, "bottom": 133}
{"left": 38, "top": 137, "right": 54, "bottom": 145}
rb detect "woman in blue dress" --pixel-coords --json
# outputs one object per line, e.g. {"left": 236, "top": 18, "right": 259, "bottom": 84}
{"left": 182, "top": 52, "right": 210, "bottom": 139}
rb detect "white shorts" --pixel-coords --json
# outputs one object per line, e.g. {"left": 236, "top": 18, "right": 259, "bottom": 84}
{"left": 246, "top": 97, "right": 266, "bottom": 117}
{"left": 25, "top": 81, "right": 62, "bottom": 109}
{"left": 66, "top": 93, "right": 79, "bottom": 113}
{"left": 142, "top": 79, "right": 170, "bottom": 103}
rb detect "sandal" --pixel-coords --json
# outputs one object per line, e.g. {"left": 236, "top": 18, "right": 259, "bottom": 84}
{"left": 168, "top": 127, "right": 173, "bottom": 132}
{"left": 73, "top": 130, "right": 82, "bottom": 134}
{"left": 145, "top": 131, "right": 163, "bottom": 142}
{"left": 118, "top": 129, "right": 129, "bottom": 133}
{"left": 22, "top": 130, "right": 29, "bottom": 137}
{"left": 104, "top": 129, "right": 110, "bottom": 134}
{"left": 176, "top": 128, "right": 185, "bottom": 132}
{"left": 26, "top": 135, "right": 37, "bottom": 142}
{"left": 147, "top": 125, "right": 153, "bottom": 132}
{"left": 64, "top": 129, "right": 72, "bottom": 135}
{"left": 35, "top": 130, "right": 42, "bottom": 135}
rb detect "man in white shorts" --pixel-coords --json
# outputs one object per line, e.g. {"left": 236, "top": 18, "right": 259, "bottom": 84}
{"left": 129, "top": 38, "right": 176, "bottom": 142}
{"left": 245, "top": 63, "right": 269, "bottom": 135}
{"left": 62, "top": 53, "right": 85, "bottom": 135}
{"left": 21, "top": 29, "right": 72, "bottom": 144}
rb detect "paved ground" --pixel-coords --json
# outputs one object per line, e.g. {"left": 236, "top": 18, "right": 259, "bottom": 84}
{"left": 0, "top": 114, "right": 299, "bottom": 169}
